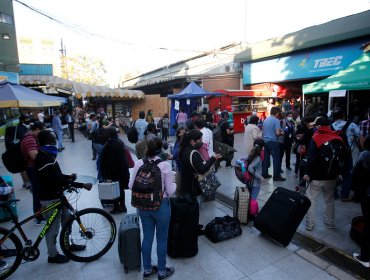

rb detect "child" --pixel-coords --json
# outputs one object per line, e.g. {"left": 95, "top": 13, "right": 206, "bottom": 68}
{"left": 247, "top": 139, "right": 265, "bottom": 218}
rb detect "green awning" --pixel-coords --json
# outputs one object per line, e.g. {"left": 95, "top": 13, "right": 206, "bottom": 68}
{"left": 303, "top": 52, "right": 370, "bottom": 94}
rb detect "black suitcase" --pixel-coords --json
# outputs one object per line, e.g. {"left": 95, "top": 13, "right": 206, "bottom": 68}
{"left": 350, "top": 216, "right": 364, "bottom": 247}
{"left": 118, "top": 214, "right": 141, "bottom": 273}
{"left": 167, "top": 196, "right": 199, "bottom": 258}
{"left": 254, "top": 187, "right": 311, "bottom": 246}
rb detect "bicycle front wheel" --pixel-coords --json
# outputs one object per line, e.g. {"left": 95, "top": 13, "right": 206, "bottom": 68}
{"left": 0, "top": 227, "right": 23, "bottom": 280}
{"left": 60, "top": 208, "right": 116, "bottom": 262}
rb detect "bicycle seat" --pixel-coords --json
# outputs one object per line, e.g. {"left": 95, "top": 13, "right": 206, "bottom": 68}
{"left": 0, "top": 199, "right": 20, "bottom": 207}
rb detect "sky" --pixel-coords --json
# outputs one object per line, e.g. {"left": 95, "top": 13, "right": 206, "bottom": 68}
{"left": 12, "top": 0, "right": 370, "bottom": 87}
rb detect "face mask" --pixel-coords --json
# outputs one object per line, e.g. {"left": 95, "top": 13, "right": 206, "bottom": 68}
{"left": 24, "top": 124, "right": 30, "bottom": 129}
{"left": 287, "top": 117, "right": 293, "bottom": 121}
{"left": 194, "top": 141, "right": 203, "bottom": 149}
{"left": 252, "top": 111, "right": 257, "bottom": 116}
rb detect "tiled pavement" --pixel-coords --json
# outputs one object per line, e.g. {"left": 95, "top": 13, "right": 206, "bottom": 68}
{"left": 0, "top": 130, "right": 362, "bottom": 280}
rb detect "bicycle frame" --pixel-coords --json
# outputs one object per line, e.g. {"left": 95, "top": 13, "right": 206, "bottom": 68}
{"left": 0, "top": 195, "right": 77, "bottom": 253}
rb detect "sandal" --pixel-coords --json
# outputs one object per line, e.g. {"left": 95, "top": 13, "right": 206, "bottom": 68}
{"left": 158, "top": 267, "right": 174, "bottom": 280}
{"left": 143, "top": 266, "right": 158, "bottom": 279}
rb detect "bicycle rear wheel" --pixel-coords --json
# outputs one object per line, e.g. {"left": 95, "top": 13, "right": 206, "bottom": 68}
{"left": 60, "top": 208, "right": 116, "bottom": 262}
{"left": 0, "top": 227, "right": 23, "bottom": 280}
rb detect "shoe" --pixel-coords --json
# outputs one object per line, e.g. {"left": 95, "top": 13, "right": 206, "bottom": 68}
{"left": 340, "top": 197, "right": 353, "bottom": 202}
{"left": 48, "top": 253, "right": 69, "bottom": 264}
{"left": 225, "top": 164, "right": 233, "bottom": 169}
{"left": 158, "top": 267, "right": 174, "bottom": 280}
{"left": 280, "top": 169, "right": 284, "bottom": 173}
{"left": 353, "top": 253, "right": 370, "bottom": 268}
{"left": 0, "top": 260, "right": 8, "bottom": 270}
{"left": 69, "top": 244, "right": 86, "bottom": 251}
{"left": 305, "top": 224, "right": 314, "bottom": 231}
{"left": 34, "top": 219, "right": 46, "bottom": 226}
{"left": 273, "top": 177, "right": 286, "bottom": 181}
{"left": 324, "top": 223, "right": 335, "bottom": 229}
{"left": 263, "top": 174, "right": 272, "bottom": 179}
{"left": 92, "top": 156, "right": 97, "bottom": 160}
{"left": 143, "top": 266, "right": 158, "bottom": 280}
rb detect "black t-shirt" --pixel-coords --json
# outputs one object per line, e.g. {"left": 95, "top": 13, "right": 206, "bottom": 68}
{"left": 220, "top": 120, "right": 231, "bottom": 145}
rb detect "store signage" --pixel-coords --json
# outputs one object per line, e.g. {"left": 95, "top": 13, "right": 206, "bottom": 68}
{"left": 0, "top": 71, "right": 19, "bottom": 83}
{"left": 242, "top": 39, "right": 366, "bottom": 84}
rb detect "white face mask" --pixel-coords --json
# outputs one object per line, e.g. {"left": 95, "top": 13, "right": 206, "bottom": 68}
{"left": 252, "top": 111, "right": 257, "bottom": 116}
{"left": 287, "top": 117, "right": 293, "bottom": 121}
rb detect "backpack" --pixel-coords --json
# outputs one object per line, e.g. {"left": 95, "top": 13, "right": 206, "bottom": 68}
{"left": 2, "top": 142, "right": 26, "bottom": 173}
{"left": 127, "top": 121, "right": 138, "bottom": 143}
{"left": 234, "top": 158, "right": 253, "bottom": 184}
{"left": 131, "top": 159, "right": 163, "bottom": 210}
{"left": 330, "top": 120, "right": 351, "bottom": 148}
{"left": 317, "top": 139, "right": 350, "bottom": 177}
{"left": 212, "top": 120, "right": 225, "bottom": 142}
{"left": 162, "top": 118, "right": 169, "bottom": 129}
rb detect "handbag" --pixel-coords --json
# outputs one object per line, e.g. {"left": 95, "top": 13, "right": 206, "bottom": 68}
{"left": 190, "top": 150, "right": 221, "bottom": 199}
{"left": 205, "top": 216, "right": 242, "bottom": 243}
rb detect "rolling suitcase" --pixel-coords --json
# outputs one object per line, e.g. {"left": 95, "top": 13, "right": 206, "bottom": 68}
{"left": 98, "top": 181, "right": 120, "bottom": 207}
{"left": 118, "top": 213, "right": 141, "bottom": 273}
{"left": 0, "top": 175, "right": 17, "bottom": 222}
{"left": 167, "top": 196, "right": 199, "bottom": 258}
{"left": 254, "top": 187, "right": 311, "bottom": 246}
{"left": 233, "top": 186, "right": 250, "bottom": 224}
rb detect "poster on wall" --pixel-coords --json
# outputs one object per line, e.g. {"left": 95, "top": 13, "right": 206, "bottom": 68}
{"left": 174, "top": 100, "right": 180, "bottom": 110}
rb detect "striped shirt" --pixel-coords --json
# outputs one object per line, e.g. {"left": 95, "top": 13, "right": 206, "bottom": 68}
{"left": 20, "top": 133, "right": 39, "bottom": 167}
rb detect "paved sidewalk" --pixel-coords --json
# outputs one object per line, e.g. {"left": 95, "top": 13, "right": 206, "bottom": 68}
{"left": 0, "top": 130, "right": 361, "bottom": 280}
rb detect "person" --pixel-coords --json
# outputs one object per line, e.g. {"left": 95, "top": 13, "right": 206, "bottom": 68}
{"left": 135, "top": 111, "right": 148, "bottom": 141}
{"left": 100, "top": 127, "right": 130, "bottom": 213}
{"left": 178, "top": 129, "right": 221, "bottom": 197}
{"left": 146, "top": 109, "right": 154, "bottom": 124}
{"left": 261, "top": 107, "right": 286, "bottom": 181}
{"left": 213, "top": 108, "right": 221, "bottom": 125}
{"left": 303, "top": 116, "right": 344, "bottom": 231}
{"left": 244, "top": 115, "right": 262, "bottom": 156}
{"left": 331, "top": 107, "right": 360, "bottom": 201}
{"left": 246, "top": 139, "right": 266, "bottom": 218}
{"left": 20, "top": 121, "right": 46, "bottom": 225}
{"left": 37, "top": 110, "right": 45, "bottom": 122}
{"left": 170, "top": 126, "right": 186, "bottom": 172}
{"left": 65, "top": 110, "right": 75, "bottom": 142}
{"left": 51, "top": 110, "right": 64, "bottom": 152}
{"left": 87, "top": 113, "right": 99, "bottom": 160}
{"left": 266, "top": 99, "right": 274, "bottom": 117}
{"left": 186, "top": 111, "right": 199, "bottom": 130}
{"left": 359, "top": 107, "right": 370, "bottom": 151}
{"left": 352, "top": 136, "right": 370, "bottom": 268}
{"left": 282, "top": 99, "right": 291, "bottom": 113}
{"left": 304, "top": 99, "right": 314, "bottom": 117}
{"left": 129, "top": 137, "right": 176, "bottom": 280}
{"left": 176, "top": 108, "right": 188, "bottom": 128}
{"left": 194, "top": 119, "right": 213, "bottom": 159}
{"left": 281, "top": 111, "right": 296, "bottom": 171}
{"left": 246, "top": 108, "right": 258, "bottom": 124}
{"left": 157, "top": 113, "right": 170, "bottom": 141}
{"left": 219, "top": 111, "right": 234, "bottom": 168}
{"left": 35, "top": 130, "right": 92, "bottom": 264}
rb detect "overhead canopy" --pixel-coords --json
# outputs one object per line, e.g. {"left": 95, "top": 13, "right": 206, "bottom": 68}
{"left": 303, "top": 52, "right": 370, "bottom": 94}
{"left": 167, "top": 82, "right": 221, "bottom": 99}
{"left": 0, "top": 80, "right": 66, "bottom": 108}
{"left": 19, "top": 75, "right": 145, "bottom": 99}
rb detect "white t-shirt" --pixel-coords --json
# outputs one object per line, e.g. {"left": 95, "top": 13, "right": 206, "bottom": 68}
{"left": 200, "top": 127, "right": 213, "bottom": 158}
{"left": 38, "top": 112, "right": 44, "bottom": 122}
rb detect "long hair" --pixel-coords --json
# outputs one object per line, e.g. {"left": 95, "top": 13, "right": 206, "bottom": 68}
{"left": 247, "top": 139, "right": 264, "bottom": 163}
{"left": 179, "top": 129, "right": 202, "bottom": 158}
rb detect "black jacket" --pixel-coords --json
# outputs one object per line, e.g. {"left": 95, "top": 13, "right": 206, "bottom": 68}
{"left": 179, "top": 145, "right": 216, "bottom": 196}
{"left": 35, "top": 151, "right": 83, "bottom": 200}
{"left": 100, "top": 138, "right": 130, "bottom": 188}
{"left": 352, "top": 151, "right": 370, "bottom": 196}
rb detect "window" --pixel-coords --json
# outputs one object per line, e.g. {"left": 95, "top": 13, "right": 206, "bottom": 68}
{"left": 0, "top": 13, "right": 14, "bottom": 26}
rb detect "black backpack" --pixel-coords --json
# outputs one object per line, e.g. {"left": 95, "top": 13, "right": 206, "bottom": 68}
{"left": 127, "top": 122, "right": 138, "bottom": 144}
{"left": 330, "top": 120, "right": 351, "bottom": 148}
{"left": 318, "top": 138, "right": 350, "bottom": 177}
{"left": 212, "top": 120, "right": 225, "bottom": 142}
{"left": 131, "top": 159, "right": 163, "bottom": 210}
{"left": 2, "top": 141, "right": 26, "bottom": 173}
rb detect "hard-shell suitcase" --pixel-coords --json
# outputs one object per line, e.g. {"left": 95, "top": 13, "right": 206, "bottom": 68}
{"left": 233, "top": 186, "right": 250, "bottom": 224}
{"left": 118, "top": 213, "right": 141, "bottom": 273}
{"left": 98, "top": 181, "right": 120, "bottom": 207}
{"left": 254, "top": 187, "right": 311, "bottom": 246}
{"left": 167, "top": 196, "right": 199, "bottom": 258}
{"left": 0, "top": 175, "right": 17, "bottom": 222}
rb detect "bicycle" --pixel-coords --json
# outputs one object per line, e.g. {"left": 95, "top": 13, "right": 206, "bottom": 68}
{"left": 0, "top": 184, "right": 117, "bottom": 280}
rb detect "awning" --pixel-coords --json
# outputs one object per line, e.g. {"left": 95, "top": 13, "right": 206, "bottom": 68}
{"left": 19, "top": 75, "right": 145, "bottom": 99}
{"left": 303, "top": 52, "right": 370, "bottom": 94}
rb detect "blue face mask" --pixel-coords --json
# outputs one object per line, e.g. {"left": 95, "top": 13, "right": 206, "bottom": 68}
{"left": 40, "top": 145, "right": 58, "bottom": 157}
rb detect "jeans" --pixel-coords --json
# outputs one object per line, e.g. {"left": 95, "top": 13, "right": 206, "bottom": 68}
{"left": 54, "top": 129, "right": 63, "bottom": 149}
{"left": 262, "top": 141, "right": 281, "bottom": 178}
{"left": 138, "top": 198, "right": 171, "bottom": 273}
{"left": 305, "top": 179, "right": 336, "bottom": 227}
{"left": 94, "top": 143, "right": 104, "bottom": 182}
{"left": 26, "top": 167, "right": 43, "bottom": 221}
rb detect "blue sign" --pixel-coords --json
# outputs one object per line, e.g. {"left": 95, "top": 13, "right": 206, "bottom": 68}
{"left": 0, "top": 71, "right": 19, "bottom": 83}
{"left": 242, "top": 40, "right": 367, "bottom": 84}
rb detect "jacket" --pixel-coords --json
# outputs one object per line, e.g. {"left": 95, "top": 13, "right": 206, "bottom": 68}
{"left": 35, "top": 150, "right": 83, "bottom": 200}
{"left": 305, "top": 126, "right": 343, "bottom": 180}
{"left": 100, "top": 138, "right": 130, "bottom": 188}
{"left": 352, "top": 150, "right": 370, "bottom": 196}
{"left": 179, "top": 145, "right": 216, "bottom": 196}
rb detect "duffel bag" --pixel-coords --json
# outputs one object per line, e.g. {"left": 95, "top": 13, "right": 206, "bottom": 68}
{"left": 205, "top": 215, "right": 242, "bottom": 243}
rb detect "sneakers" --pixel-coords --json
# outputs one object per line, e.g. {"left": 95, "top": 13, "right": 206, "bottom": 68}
{"left": 305, "top": 224, "right": 314, "bottom": 231}
{"left": 353, "top": 253, "right": 370, "bottom": 268}
{"left": 143, "top": 266, "right": 158, "bottom": 280}
{"left": 69, "top": 244, "right": 86, "bottom": 251}
{"left": 48, "top": 253, "right": 69, "bottom": 264}
{"left": 34, "top": 219, "right": 46, "bottom": 226}
{"left": 263, "top": 174, "right": 272, "bottom": 179}
{"left": 158, "top": 267, "right": 175, "bottom": 280}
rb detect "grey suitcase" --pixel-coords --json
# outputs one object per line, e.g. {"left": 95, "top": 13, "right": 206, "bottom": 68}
{"left": 118, "top": 213, "right": 141, "bottom": 273}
